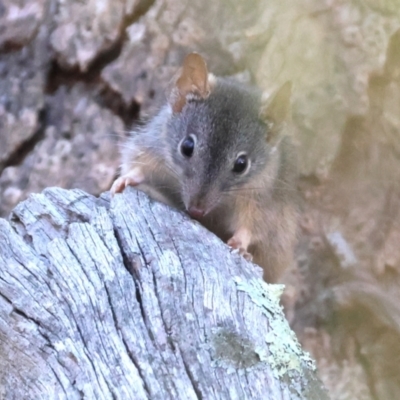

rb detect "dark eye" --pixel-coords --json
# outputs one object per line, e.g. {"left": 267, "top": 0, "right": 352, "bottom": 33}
{"left": 180, "top": 135, "right": 196, "bottom": 158}
{"left": 233, "top": 154, "right": 249, "bottom": 174}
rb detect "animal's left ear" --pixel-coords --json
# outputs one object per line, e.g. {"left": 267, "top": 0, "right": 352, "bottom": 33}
{"left": 260, "top": 81, "right": 292, "bottom": 143}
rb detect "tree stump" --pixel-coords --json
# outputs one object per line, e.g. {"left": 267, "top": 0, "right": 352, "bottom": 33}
{"left": 0, "top": 187, "right": 327, "bottom": 399}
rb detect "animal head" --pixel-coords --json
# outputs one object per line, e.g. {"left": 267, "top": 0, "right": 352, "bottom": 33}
{"left": 166, "top": 53, "right": 292, "bottom": 218}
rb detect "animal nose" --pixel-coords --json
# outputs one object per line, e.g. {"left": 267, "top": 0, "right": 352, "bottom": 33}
{"left": 187, "top": 206, "right": 205, "bottom": 219}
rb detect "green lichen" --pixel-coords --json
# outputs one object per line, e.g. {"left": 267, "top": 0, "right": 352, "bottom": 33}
{"left": 234, "top": 276, "right": 316, "bottom": 379}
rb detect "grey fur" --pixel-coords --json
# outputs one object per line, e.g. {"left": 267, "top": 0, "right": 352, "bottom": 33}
{"left": 125, "top": 78, "right": 292, "bottom": 212}
{"left": 118, "top": 74, "right": 297, "bottom": 282}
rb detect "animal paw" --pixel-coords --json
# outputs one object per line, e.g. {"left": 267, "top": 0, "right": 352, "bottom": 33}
{"left": 227, "top": 237, "right": 253, "bottom": 262}
{"left": 110, "top": 169, "right": 144, "bottom": 196}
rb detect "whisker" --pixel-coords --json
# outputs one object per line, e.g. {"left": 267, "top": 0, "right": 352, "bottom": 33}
{"left": 221, "top": 189, "right": 295, "bottom": 205}
{"left": 223, "top": 187, "right": 265, "bottom": 192}
{"left": 153, "top": 161, "right": 180, "bottom": 179}
{"left": 123, "top": 161, "right": 149, "bottom": 166}
{"left": 223, "top": 184, "right": 297, "bottom": 193}
{"left": 117, "top": 143, "right": 172, "bottom": 151}
{"left": 102, "top": 130, "right": 133, "bottom": 139}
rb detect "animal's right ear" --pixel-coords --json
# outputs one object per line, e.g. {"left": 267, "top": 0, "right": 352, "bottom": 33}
{"left": 260, "top": 81, "right": 292, "bottom": 143}
{"left": 169, "top": 53, "right": 211, "bottom": 113}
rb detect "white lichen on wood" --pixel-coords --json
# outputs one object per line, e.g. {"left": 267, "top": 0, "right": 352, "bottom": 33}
{"left": 235, "top": 277, "right": 315, "bottom": 379}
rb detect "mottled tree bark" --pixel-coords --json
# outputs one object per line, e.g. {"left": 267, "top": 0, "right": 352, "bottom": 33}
{"left": 0, "top": 187, "right": 327, "bottom": 399}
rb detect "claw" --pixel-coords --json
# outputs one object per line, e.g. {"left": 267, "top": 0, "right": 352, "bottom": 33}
{"left": 227, "top": 236, "right": 253, "bottom": 262}
{"left": 110, "top": 168, "right": 144, "bottom": 196}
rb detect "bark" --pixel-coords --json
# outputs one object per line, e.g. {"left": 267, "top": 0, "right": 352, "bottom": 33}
{"left": 0, "top": 187, "right": 327, "bottom": 399}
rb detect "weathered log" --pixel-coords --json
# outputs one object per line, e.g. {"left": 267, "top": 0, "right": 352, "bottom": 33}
{"left": 0, "top": 187, "right": 328, "bottom": 399}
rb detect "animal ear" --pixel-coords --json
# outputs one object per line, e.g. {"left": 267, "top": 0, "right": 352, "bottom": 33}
{"left": 170, "top": 53, "right": 211, "bottom": 113}
{"left": 260, "top": 81, "right": 292, "bottom": 143}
